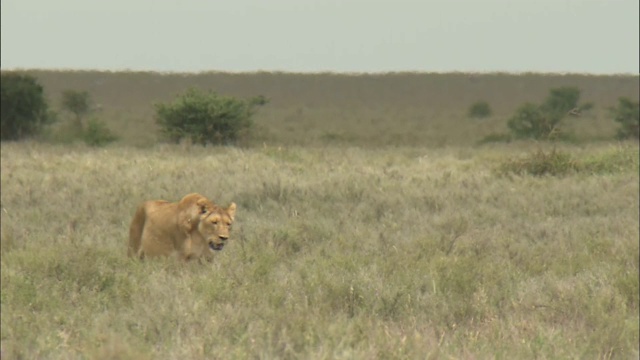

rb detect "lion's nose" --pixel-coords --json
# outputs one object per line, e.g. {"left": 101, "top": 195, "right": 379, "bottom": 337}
{"left": 219, "top": 235, "right": 228, "bottom": 241}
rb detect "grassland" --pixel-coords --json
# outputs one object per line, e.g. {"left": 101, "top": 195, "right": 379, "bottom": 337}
{"left": 1, "top": 71, "right": 639, "bottom": 359}
{"left": 18, "top": 70, "right": 640, "bottom": 147}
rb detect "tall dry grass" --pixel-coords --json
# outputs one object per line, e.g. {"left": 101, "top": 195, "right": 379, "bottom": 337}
{"left": 1, "top": 140, "right": 638, "bottom": 359}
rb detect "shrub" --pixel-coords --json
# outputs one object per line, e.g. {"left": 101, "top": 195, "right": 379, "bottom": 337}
{"left": 61, "top": 90, "right": 91, "bottom": 131}
{"left": 540, "top": 87, "right": 581, "bottom": 117}
{"left": 610, "top": 97, "right": 639, "bottom": 140}
{"left": 498, "top": 146, "right": 638, "bottom": 177}
{"left": 498, "top": 148, "right": 577, "bottom": 176}
{"left": 507, "top": 86, "right": 591, "bottom": 140}
{"left": 155, "top": 88, "right": 268, "bottom": 146}
{"left": 0, "top": 73, "right": 54, "bottom": 140}
{"left": 507, "top": 103, "right": 553, "bottom": 140}
{"left": 82, "top": 118, "right": 118, "bottom": 147}
{"left": 467, "top": 101, "right": 492, "bottom": 118}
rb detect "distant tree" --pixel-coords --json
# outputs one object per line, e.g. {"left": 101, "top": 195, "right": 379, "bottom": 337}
{"left": 541, "top": 87, "right": 594, "bottom": 118}
{"left": 507, "top": 86, "right": 592, "bottom": 140}
{"left": 507, "top": 103, "right": 553, "bottom": 139}
{"left": 82, "top": 118, "right": 118, "bottom": 147}
{"left": 467, "top": 101, "right": 492, "bottom": 118}
{"left": 61, "top": 90, "right": 92, "bottom": 131}
{"left": 610, "top": 97, "right": 639, "bottom": 140}
{"left": 0, "top": 73, "right": 54, "bottom": 140}
{"left": 155, "top": 88, "right": 268, "bottom": 145}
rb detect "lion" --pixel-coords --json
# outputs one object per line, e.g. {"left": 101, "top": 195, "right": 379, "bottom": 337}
{"left": 128, "top": 193, "right": 236, "bottom": 261}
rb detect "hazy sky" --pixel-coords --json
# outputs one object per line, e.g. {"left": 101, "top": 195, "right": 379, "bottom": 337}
{"left": 1, "top": 0, "right": 638, "bottom": 74}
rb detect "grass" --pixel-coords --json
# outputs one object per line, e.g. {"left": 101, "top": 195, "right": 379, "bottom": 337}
{"left": 498, "top": 145, "right": 639, "bottom": 176}
{"left": 9, "top": 70, "right": 639, "bottom": 148}
{"left": 1, "top": 70, "right": 638, "bottom": 358}
{"left": 1, "top": 140, "right": 638, "bottom": 359}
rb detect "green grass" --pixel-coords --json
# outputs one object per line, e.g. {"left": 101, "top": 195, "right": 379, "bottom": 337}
{"left": 498, "top": 144, "right": 639, "bottom": 176}
{"left": 1, "top": 140, "right": 638, "bottom": 359}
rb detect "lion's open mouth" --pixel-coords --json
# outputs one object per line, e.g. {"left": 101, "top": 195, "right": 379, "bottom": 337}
{"left": 209, "top": 243, "right": 224, "bottom": 251}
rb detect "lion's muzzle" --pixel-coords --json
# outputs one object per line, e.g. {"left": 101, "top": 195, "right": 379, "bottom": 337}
{"left": 209, "top": 243, "right": 224, "bottom": 251}
{"left": 209, "top": 235, "right": 228, "bottom": 251}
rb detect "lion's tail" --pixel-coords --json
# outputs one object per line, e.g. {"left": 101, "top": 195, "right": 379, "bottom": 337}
{"left": 128, "top": 204, "right": 146, "bottom": 258}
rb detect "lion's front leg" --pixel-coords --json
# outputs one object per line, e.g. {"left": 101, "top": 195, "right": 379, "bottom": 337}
{"left": 180, "top": 234, "right": 195, "bottom": 261}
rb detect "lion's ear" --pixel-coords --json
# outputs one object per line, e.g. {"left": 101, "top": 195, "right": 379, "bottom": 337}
{"left": 227, "top": 202, "right": 237, "bottom": 220}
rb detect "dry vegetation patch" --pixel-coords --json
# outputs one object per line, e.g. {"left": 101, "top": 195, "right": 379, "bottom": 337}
{"left": 498, "top": 144, "right": 639, "bottom": 177}
{"left": 1, "top": 141, "right": 638, "bottom": 359}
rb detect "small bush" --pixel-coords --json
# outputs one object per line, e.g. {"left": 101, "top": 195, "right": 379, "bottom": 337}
{"left": 83, "top": 118, "right": 118, "bottom": 147}
{"left": 467, "top": 101, "right": 492, "bottom": 118}
{"left": 155, "top": 88, "right": 268, "bottom": 146}
{"left": 61, "top": 90, "right": 92, "bottom": 131}
{"left": 498, "top": 146, "right": 639, "bottom": 177}
{"left": 0, "top": 73, "right": 54, "bottom": 140}
{"left": 499, "top": 148, "right": 578, "bottom": 176}
{"left": 507, "top": 103, "right": 554, "bottom": 139}
{"left": 610, "top": 97, "right": 639, "bottom": 140}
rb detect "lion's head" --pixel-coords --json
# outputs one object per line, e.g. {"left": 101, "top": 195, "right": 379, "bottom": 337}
{"left": 196, "top": 202, "right": 237, "bottom": 252}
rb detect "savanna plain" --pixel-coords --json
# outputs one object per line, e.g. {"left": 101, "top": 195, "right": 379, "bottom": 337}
{"left": 1, "top": 71, "right": 639, "bottom": 359}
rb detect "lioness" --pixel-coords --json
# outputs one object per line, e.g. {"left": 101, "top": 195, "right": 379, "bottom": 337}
{"left": 128, "top": 193, "right": 236, "bottom": 261}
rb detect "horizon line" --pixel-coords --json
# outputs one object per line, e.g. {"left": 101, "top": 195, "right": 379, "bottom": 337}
{"left": 1, "top": 67, "right": 638, "bottom": 77}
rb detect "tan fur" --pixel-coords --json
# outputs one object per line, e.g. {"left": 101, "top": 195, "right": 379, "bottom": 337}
{"left": 128, "top": 193, "right": 237, "bottom": 261}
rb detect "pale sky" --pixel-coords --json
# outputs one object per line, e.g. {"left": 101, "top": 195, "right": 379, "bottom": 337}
{"left": 1, "top": 0, "right": 638, "bottom": 74}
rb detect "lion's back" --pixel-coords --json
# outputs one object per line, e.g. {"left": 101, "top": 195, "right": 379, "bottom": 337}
{"left": 128, "top": 200, "right": 179, "bottom": 258}
{"left": 128, "top": 194, "right": 215, "bottom": 260}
